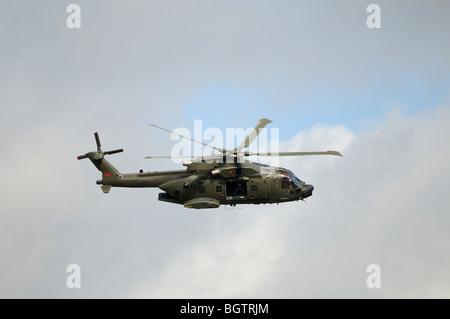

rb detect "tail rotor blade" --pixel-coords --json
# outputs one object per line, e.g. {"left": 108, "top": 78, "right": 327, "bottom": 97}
{"left": 104, "top": 149, "right": 124, "bottom": 155}
{"left": 77, "top": 154, "right": 88, "bottom": 160}
{"left": 94, "top": 132, "right": 101, "bottom": 152}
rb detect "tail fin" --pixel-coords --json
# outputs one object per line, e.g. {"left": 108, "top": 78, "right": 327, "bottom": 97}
{"left": 96, "top": 157, "right": 122, "bottom": 181}
{"left": 77, "top": 132, "right": 123, "bottom": 193}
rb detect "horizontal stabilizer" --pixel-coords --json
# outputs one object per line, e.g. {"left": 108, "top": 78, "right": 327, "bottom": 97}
{"left": 101, "top": 185, "right": 111, "bottom": 193}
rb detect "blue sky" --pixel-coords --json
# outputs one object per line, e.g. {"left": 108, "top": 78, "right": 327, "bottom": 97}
{"left": 183, "top": 74, "right": 450, "bottom": 141}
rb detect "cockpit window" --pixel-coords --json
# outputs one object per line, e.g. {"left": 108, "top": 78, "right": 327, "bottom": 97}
{"left": 280, "top": 172, "right": 303, "bottom": 189}
{"left": 292, "top": 176, "right": 303, "bottom": 188}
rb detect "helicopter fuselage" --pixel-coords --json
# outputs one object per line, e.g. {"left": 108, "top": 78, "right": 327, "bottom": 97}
{"left": 94, "top": 158, "right": 314, "bottom": 209}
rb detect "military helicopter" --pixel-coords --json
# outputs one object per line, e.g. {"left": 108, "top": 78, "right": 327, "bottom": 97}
{"left": 77, "top": 119, "right": 341, "bottom": 209}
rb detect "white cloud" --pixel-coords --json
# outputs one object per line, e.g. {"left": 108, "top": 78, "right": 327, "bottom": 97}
{"left": 1, "top": 106, "right": 449, "bottom": 298}
{"left": 273, "top": 106, "right": 450, "bottom": 298}
{"left": 128, "top": 213, "right": 286, "bottom": 298}
{"left": 121, "top": 106, "right": 450, "bottom": 298}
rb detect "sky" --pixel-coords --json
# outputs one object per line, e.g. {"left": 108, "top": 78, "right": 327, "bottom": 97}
{"left": 0, "top": 0, "right": 449, "bottom": 298}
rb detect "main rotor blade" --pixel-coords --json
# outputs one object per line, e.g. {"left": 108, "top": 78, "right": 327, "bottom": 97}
{"left": 245, "top": 150, "right": 342, "bottom": 157}
{"left": 149, "top": 123, "right": 226, "bottom": 154}
{"left": 94, "top": 132, "right": 101, "bottom": 152}
{"left": 144, "top": 155, "right": 193, "bottom": 159}
{"left": 144, "top": 155, "right": 226, "bottom": 161}
{"left": 233, "top": 118, "right": 273, "bottom": 153}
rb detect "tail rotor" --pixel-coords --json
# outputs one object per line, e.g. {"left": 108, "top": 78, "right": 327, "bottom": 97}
{"left": 77, "top": 132, "right": 123, "bottom": 161}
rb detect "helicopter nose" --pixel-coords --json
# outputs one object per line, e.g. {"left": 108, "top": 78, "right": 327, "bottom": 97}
{"left": 302, "top": 184, "right": 314, "bottom": 198}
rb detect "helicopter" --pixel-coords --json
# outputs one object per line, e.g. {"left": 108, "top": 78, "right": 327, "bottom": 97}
{"left": 77, "top": 118, "right": 342, "bottom": 209}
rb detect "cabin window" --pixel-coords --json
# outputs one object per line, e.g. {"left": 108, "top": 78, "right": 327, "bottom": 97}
{"left": 216, "top": 185, "right": 223, "bottom": 193}
{"left": 250, "top": 184, "right": 258, "bottom": 192}
{"left": 197, "top": 185, "right": 206, "bottom": 194}
{"left": 281, "top": 176, "right": 290, "bottom": 189}
{"left": 226, "top": 181, "right": 247, "bottom": 198}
